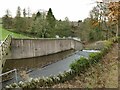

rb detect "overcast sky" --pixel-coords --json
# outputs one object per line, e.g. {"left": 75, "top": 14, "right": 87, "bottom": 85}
{"left": 0, "top": 0, "right": 97, "bottom": 21}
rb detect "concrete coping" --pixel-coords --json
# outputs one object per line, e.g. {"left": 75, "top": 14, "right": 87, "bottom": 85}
{"left": 12, "top": 38, "right": 82, "bottom": 42}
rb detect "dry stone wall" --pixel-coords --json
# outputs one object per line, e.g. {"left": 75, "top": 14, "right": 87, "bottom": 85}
{"left": 0, "top": 35, "right": 12, "bottom": 72}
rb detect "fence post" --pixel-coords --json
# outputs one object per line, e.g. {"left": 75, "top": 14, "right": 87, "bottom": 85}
{"left": 14, "top": 69, "right": 18, "bottom": 83}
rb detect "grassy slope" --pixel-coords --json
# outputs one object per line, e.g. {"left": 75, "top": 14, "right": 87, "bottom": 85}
{"left": 0, "top": 24, "right": 30, "bottom": 41}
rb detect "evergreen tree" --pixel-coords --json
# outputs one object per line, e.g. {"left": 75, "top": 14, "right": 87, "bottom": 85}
{"left": 14, "top": 6, "right": 23, "bottom": 32}
{"left": 35, "top": 11, "right": 41, "bottom": 20}
{"left": 36, "top": 11, "right": 41, "bottom": 17}
{"left": 46, "top": 8, "right": 56, "bottom": 29}
{"left": 27, "top": 7, "right": 31, "bottom": 17}
{"left": 2, "top": 9, "right": 13, "bottom": 29}
{"left": 23, "top": 8, "right": 27, "bottom": 17}
{"left": 46, "top": 8, "right": 56, "bottom": 37}
{"left": 16, "top": 6, "right": 21, "bottom": 17}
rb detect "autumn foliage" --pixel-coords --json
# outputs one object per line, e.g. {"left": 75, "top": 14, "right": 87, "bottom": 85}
{"left": 108, "top": 2, "right": 120, "bottom": 22}
{"left": 91, "top": 1, "right": 120, "bottom": 39}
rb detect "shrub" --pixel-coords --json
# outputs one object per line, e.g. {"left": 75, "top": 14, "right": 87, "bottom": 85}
{"left": 101, "top": 40, "right": 113, "bottom": 55}
{"left": 89, "top": 52, "right": 102, "bottom": 64}
{"left": 70, "top": 57, "right": 89, "bottom": 74}
{"left": 49, "top": 75, "right": 59, "bottom": 84}
{"left": 63, "top": 71, "right": 73, "bottom": 81}
{"left": 109, "top": 37, "right": 119, "bottom": 43}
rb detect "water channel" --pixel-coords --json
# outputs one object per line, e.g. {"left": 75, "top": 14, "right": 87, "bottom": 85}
{"left": 2, "top": 49, "right": 100, "bottom": 88}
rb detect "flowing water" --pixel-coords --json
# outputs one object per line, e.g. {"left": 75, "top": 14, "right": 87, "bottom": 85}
{"left": 2, "top": 50, "right": 100, "bottom": 88}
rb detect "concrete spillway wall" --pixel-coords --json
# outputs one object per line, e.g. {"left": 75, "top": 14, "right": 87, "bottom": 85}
{"left": 9, "top": 38, "right": 83, "bottom": 59}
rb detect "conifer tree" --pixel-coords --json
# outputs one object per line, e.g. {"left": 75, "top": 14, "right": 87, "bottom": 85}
{"left": 23, "top": 8, "right": 27, "bottom": 17}
{"left": 2, "top": 9, "right": 13, "bottom": 29}
{"left": 46, "top": 8, "right": 56, "bottom": 29}
{"left": 16, "top": 6, "right": 21, "bottom": 17}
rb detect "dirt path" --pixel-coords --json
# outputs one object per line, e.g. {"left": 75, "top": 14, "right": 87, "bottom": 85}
{"left": 52, "top": 43, "right": 118, "bottom": 88}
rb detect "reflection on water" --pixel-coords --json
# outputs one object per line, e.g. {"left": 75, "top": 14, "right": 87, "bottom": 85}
{"left": 3, "top": 49, "right": 75, "bottom": 72}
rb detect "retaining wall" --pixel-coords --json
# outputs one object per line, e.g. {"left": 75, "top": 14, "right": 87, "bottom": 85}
{"left": 9, "top": 38, "right": 82, "bottom": 59}
{"left": 3, "top": 50, "right": 74, "bottom": 71}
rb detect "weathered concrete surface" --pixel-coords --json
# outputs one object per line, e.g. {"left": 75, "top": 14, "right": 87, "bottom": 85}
{"left": 9, "top": 38, "right": 82, "bottom": 59}
{"left": 3, "top": 50, "right": 74, "bottom": 71}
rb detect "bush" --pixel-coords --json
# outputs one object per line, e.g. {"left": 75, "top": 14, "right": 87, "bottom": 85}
{"left": 101, "top": 40, "right": 113, "bottom": 55}
{"left": 70, "top": 57, "right": 89, "bottom": 74}
{"left": 89, "top": 52, "right": 102, "bottom": 64}
{"left": 109, "top": 37, "right": 119, "bottom": 43}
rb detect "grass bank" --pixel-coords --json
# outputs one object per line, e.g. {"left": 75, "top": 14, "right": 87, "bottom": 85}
{"left": 0, "top": 24, "right": 30, "bottom": 41}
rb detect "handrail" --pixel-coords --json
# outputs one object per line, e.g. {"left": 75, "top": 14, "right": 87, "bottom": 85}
{"left": 0, "top": 69, "right": 16, "bottom": 77}
{"left": 0, "top": 69, "right": 18, "bottom": 83}
{"left": 0, "top": 34, "right": 12, "bottom": 47}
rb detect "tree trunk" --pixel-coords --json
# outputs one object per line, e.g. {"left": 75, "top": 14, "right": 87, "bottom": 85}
{"left": 116, "top": 23, "right": 118, "bottom": 37}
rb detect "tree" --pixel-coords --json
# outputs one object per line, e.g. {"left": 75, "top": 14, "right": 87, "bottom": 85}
{"left": 23, "top": 8, "right": 27, "bottom": 17}
{"left": 27, "top": 7, "right": 31, "bottom": 17}
{"left": 36, "top": 11, "right": 41, "bottom": 17}
{"left": 80, "top": 18, "right": 93, "bottom": 41}
{"left": 35, "top": 11, "right": 41, "bottom": 20}
{"left": 16, "top": 6, "right": 21, "bottom": 17}
{"left": 107, "top": 2, "right": 120, "bottom": 37}
{"left": 46, "top": 8, "right": 56, "bottom": 29}
{"left": 90, "top": 1, "right": 120, "bottom": 39}
{"left": 2, "top": 9, "right": 13, "bottom": 29}
{"left": 55, "top": 18, "right": 72, "bottom": 37}
{"left": 89, "top": 2, "right": 107, "bottom": 40}
{"left": 14, "top": 6, "right": 24, "bottom": 32}
{"left": 30, "top": 12, "right": 49, "bottom": 38}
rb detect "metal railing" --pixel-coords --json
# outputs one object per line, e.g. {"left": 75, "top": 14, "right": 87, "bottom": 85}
{"left": 0, "top": 69, "right": 18, "bottom": 83}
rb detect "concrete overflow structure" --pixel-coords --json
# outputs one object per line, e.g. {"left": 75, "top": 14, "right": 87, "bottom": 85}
{"left": 9, "top": 38, "right": 83, "bottom": 59}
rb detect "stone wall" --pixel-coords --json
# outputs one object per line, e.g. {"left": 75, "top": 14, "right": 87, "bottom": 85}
{"left": 9, "top": 38, "right": 82, "bottom": 59}
{"left": 0, "top": 35, "right": 12, "bottom": 72}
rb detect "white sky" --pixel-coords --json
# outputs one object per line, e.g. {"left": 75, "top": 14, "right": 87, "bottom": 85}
{"left": 0, "top": 0, "right": 97, "bottom": 21}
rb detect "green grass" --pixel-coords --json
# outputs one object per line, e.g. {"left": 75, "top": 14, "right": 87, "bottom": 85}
{"left": 0, "top": 24, "right": 30, "bottom": 41}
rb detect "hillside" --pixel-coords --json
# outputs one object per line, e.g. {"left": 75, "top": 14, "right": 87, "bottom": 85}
{"left": 0, "top": 25, "right": 30, "bottom": 41}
